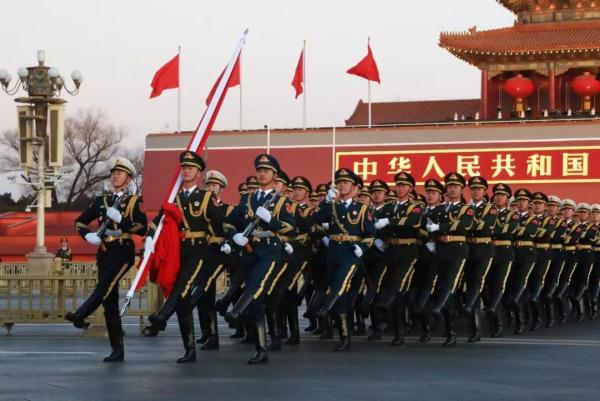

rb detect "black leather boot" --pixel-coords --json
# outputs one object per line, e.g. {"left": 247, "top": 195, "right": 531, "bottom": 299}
{"left": 574, "top": 297, "right": 586, "bottom": 322}
{"left": 285, "top": 306, "right": 300, "bottom": 345}
{"left": 200, "top": 311, "right": 219, "bottom": 350}
{"left": 442, "top": 311, "right": 457, "bottom": 347}
{"left": 467, "top": 310, "right": 482, "bottom": 343}
{"left": 176, "top": 309, "right": 196, "bottom": 363}
{"left": 530, "top": 299, "right": 542, "bottom": 331}
{"left": 514, "top": 303, "right": 525, "bottom": 334}
{"left": 334, "top": 314, "right": 351, "bottom": 352}
{"left": 318, "top": 316, "right": 334, "bottom": 340}
{"left": 248, "top": 321, "right": 269, "bottom": 365}
{"left": 230, "top": 325, "right": 245, "bottom": 339}
{"left": 367, "top": 307, "right": 383, "bottom": 341}
{"left": 304, "top": 290, "right": 326, "bottom": 319}
{"left": 267, "top": 307, "right": 282, "bottom": 351}
{"left": 590, "top": 301, "right": 598, "bottom": 320}
{"left": 305, "top": 317, "right": 317, "bottom": 332}
{"left": 148, "top": 295, "right": 178, "bottom": 331}
{"left": 316, "top": 294, "right": 340, "bottom": 320}
{"left": 65, "top": 311, "right": 86, "bottom": 329}
{"left": 490, "top": 309, "right": 504, "bottom": 338}
{"left": 419, "top": 313, "right": 431, "bottom": 343}
{"left": 196, "top": 307, "right": 209, "bottom": 344}
{"left": 390, "top": 304, "right": 405, "bottom": 346}
{"left": 225, "top": 292, "right": 254, "bottom": 327}
{"left": 215, "top": 281, "right": 241, "bottom": 316}
{"left": 240, "top": 321, "right": 255, "bottom": 344}
{"left": 544, "top": 298, "right": 555, "bottom": 328}
{"left": 103, "top": 318, "right": 124, "bottom": 362}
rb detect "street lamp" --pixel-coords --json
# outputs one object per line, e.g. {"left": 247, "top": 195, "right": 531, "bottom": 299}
{"left": 0, "top": 50, "right": 82, "bottom": 272}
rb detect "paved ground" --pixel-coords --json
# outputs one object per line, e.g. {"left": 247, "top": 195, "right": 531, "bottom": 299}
{"left": 1, "top": 317, "right": 599, "bottom": 401}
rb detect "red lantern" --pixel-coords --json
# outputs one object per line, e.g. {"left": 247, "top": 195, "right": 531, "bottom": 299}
{"left": 504, "top": 74, "right": 535, "bottom": 114}
{"left": 571, "top": 71, "right": 600, "bottom": 111}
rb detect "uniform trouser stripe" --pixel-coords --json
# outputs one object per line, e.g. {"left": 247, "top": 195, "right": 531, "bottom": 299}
{"left": 288, "top": 261, "right": 308, "bottom": 291}
{"left": 479, "top": 258, "right": 494, "bottom": 293}
{"left": 502, "top": 261, "right": 513, "bottom": 292}
{"left": 376, "top": 266, "right": 388, "bottom": 293}
{"left": 254, "top": 261, "right": 277, "bottom": 300}
{"left": 267, "top": 263, "right": 289, "bottom": 296}
{"left": 451, "top": 259, "right": 467, "bottom": 294}
{"left": 102, "top": 263, "right": 130, "bottom": 301}
{"left": 203, "top": 264, "right": 224, "bottom": 292}
{"left": 181, "top": 260, "right": 204, "bottom": 298}
{"left": 339, "top": 264, "right": 357, "bottom": 296}
{"left": 400, "top": 259, "right": 417, "bottom": 293}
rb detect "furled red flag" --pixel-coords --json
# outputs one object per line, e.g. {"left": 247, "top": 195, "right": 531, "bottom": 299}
{"left": 205, "top": 55, "right": 241, "bottom": 105}
{"left": 149, "top": 54, "right": 179, "bottom": 98}
{"left": 136, "top": 201, "right": 183, "bottom": 297}
{"left": 346, "top": 45, "right": 380, "bottom": 83}
{"left": 291, "top": 49, "right": 304, "bottom": 98}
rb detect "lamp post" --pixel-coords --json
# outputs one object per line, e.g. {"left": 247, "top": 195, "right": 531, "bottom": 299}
{"left": 0, "top": 50, "right": 82, "bottom": 272}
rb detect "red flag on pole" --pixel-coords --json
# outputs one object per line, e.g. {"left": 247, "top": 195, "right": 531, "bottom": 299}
{"left": 346, "top": 45, "right": 380, "bottom": 83}
{"left": 149, "top": 54, "right": 180, "bottom": 98}
{"left": 205, "top": 55, "right": 241, "bottom": 105}
{"left": 291, "top": 49, "right": 304, "bottom": 98}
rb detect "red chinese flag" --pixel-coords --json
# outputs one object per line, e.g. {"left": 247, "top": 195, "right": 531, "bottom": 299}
{"left": 346, "top": 45, "right": 380, "bottom": 83}
{"left": 205, "top": 55, "right": 241, "bottom": 105}
{"left": 291, "top": 49, "right": 304, "bottom": 98}
{"left": 149, "top": 54, "right": 179, "bottom": 99}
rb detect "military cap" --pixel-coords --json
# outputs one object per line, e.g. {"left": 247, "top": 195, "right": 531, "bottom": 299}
{"left": 291, "top": 176, "right": 312, "bottom": 192}
{"left": 492, "top": 183, "right": 511, "bottom": 197}
{"left": 576, "top": 202, "right": 592, "bottom": 212}
{"left": 179, "top": 151, "right": 205, "bottom": 171}
{"left": 309, "top": 191, "right": 319, "bottom": 201}
{"left": 111, "top": 157, "right": 136, "bottom": 176}
{"left": 334, "top": 168, "right": 359, "bottom": 185}
{"left": 254, "top": 153, "right": 280, "bottom": 174}
{"left": 355, "top": 174, "right": 364, "bottom": 189}
{"left": 394, "top": 172, "right": 415, "bottom": 187}
{"left": 425, "top": 179, "right": 444, "bottom": 194}
{"left": 468, "top": 175, "right": 488, "bottom": 190}
{"left": 245, "top": 175, "right": 259, "bottom": 190}
{"left": 592, "top": 204, "right": 600, "bottom": 212}
{"left": 514, "top": 188, "right": 532, "bottom": 201}
{"left": 385, "top": 191, "right": 398, "bottom": 203}
{"left": 415, "top": 194, "right": 427, "bottom": 207}
{"left": 275, "top": 170, "right": 290, "bottom": 186}
{"left": 359, "top": 185, "right": 372, "bottom": 199}
{"left": 547, "top": 196, "right": 561, "bottom": 206}
{"left": 409, "top": 188, "right": 418, "bottom": 199}
{"left": 370, "top": 179, "right": 389, "bottom": 194}
{"left": 205, "top": 170, "right": 227, "bottom": 188}
{"left": 509, "top": 196, "right": 516, "bottom": 205}
{"left": 238, "top": 182, "right": 248, "bottom": 195}
{"left": 444, "top": 172, "right": 466, "bottom": 187}
{"left": 316, "top": 183, "right": 328, "bottom": 196}
{"left": 531, "top": 192, "right": 548, "bottom": 204}
{"left": 560, "top": 199, "right": 576, "bottom": 210}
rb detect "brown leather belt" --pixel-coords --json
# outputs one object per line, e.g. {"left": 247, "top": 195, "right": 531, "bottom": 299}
{"left": 181, "top": 231, "right": 208, "bottom": 240}
{"left": 468, "top": 237, "right": 492, "bottom": 244}
{"left": 514, "top": 241, "right": 534, "bottom": 248}
{"left": 104, "top": 233, "right": 132, "bottom": 243}
{"left": 535, "top": 243, "right": 551, "bottom": 249}
{"left": 493, "top": 240, "right": 512, "bottom": 247}
{"left": 594, "top": 247, "right": 600, "bottom": 252}
{"left": 280, "top": 233, "right": 309, "bottom": 244}
{"left": 564, "top": 246, "right": 577, "bottom": 251}
{"left": 551, "top": 244, "right": 563, "bottom": 250}
{"left": 329, "top": 234, "right": 362, "bottom": 243}
{"left": 438, "top": 235, "right": 466, "bottom": 243}
{"left": 387, "top": 238, "right": 417, "bottom": 246}
{"left": 207, "top": 236, "right": 225, "bottom": 244}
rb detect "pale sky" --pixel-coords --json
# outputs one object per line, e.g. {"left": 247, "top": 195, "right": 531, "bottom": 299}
{"left": 0, "top": 0, "right": 514, "bottom": 148}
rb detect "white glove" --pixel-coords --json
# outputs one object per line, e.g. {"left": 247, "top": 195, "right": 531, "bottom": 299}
{"left": 85, "top": 232, "right": 102, "bottom": 246}
{"left": 144, "top": 236, "right": 155, "bottom": 253}
{"left": 322, "top": 222, "right": 330, "bottom": 231}
{"left": 325, "top": 189, "right": 337, "bottom": 203}
{"left": 374, "top": 218, "right": 390, "bottom": 230}
{"left": 255, "top": 206, "right": 272, "bottom": 223}
{"left": 284, "top": 242, "right": 294, "bottom": 254}
{"left": 106, "top": 207, "right": 122, "bottom": 223}
{"left": 322, "top": 237, "right": 330, "bottom": 247}
{"left": 426, "top": 222, "right": 440, "bottom": 233}
{"left": 374, "top": 238, "right": 386, "bottom": 252}
{"left": 233, "top": 233, "right": 249, "bottom": 247}
{"left": 220, "top": 243, "right": 232, "bottom": 254}
{"left": 425, "top": 241, "right": 436, "bottom": 254}
{"left": 353, "top": 244, "right": 363, "bottom": 258}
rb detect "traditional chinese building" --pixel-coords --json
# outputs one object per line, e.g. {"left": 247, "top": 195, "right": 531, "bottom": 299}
{"left": 439, "top": 0, "right": 600, "bottom": 119}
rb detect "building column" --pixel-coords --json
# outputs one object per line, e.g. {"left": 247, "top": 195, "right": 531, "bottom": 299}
{"left": 548, "top": 65, "right": 556, "bottom": 111}
{"left": 481, "top": 69, "right": 489, "bottom": 119}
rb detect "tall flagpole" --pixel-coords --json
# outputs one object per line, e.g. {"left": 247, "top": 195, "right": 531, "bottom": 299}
{"left": 177, "top": 45, "right": 182, "bottom": 133}
{"left": 303, "top": 40, "right": 307, "bottom": 131}
{"left": 367, "top": 37, "right": 372, "bottom": 129}
{"left": 331, "top": 125, "right": 336, "bottom": 184}
{"left": 267, "top": 124, "right": 271, "bottom": 154}
{"left": 240, "top": 54, "right": 243, "bottom": 131}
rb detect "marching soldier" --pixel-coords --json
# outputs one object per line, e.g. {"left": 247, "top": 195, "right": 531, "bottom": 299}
{"left": 590, "top": 204, "right": 600, "bottom": 319}
{"left": 373, "top": 172, "right": 422, "bottom": 346}
{"left": 315, "top": 168, "right": 375, "bottom": 351}
{"left": 486, "top": 183, "right": 519, "bottom": 337}
{"left": 463, "top": 176, "right": 497, "bottom": 343}
{"left": 223, "top": 154, "right": 296, "bottom": 364}
{"left": 555, "top": 199, "right": 580, "bottom": 324}
{"left": 571, "top": 203, "right": 598, "bottom": 321}
{"left": 55, "top": 237, "right": 73, "bottom": 265}
{"left": 506, "top": 189, "right": 539, "bottom": 334}
{"left": 146, "top": 151, "right": 225, "bottom": 363}
{"left": 67, "top": 157, "right": 147, "bottom": 362}
{"left": 527, "top": 192, "right": 556, "bottom": 331}
{"left": 426, "top": 172, "right": 474, "bottom": 347}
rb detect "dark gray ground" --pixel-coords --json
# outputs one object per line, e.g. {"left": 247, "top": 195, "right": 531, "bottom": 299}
{"left": 1, "top": 317, "right": 599, "bottom": 401}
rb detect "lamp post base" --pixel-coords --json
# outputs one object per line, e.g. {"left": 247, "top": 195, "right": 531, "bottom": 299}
{"left": 26, "top": 248, "right": 55, "bottom": 275}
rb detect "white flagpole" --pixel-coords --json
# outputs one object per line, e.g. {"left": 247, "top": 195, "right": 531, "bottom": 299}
{"left": 331, "top": 125, "right": 336, "bottom": 183}
{"left": 177, "top": 45, "right": 182, "bottom": 133}
{"left": 240, "top": 54, "right": 243, "bottom": 131}
{"left": 267, "top": 125, "right": 271, "bottom": 154}
{"left": 367, "top": 37, "right": 372, "bottom": 129}
{"left": 120, "top": 29, "right": 249, "bottom": 316}
{"left": 303, "top": 40, "right": 307, "bottom": 131}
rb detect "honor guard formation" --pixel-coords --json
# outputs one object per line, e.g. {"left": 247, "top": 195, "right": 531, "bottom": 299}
{"left": 67, "top": 152, "right": 600, "bottom": 365}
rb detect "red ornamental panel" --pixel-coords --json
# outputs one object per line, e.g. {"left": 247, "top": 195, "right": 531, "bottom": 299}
{"left": 336, "top": 145, "right": 600, "bottom": 186}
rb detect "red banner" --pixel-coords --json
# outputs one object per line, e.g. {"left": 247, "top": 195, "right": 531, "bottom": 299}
{"left": 336, "top": 144, "right": 600, "bottom": 185}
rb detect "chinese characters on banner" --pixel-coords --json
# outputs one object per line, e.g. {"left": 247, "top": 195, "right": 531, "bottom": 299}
{"left": 336, "top": 146, "right": 600, "bottom": 185}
